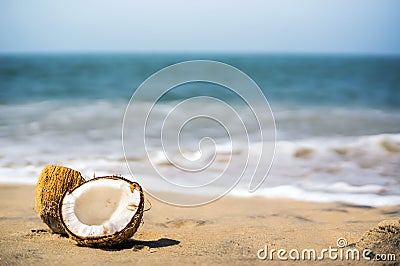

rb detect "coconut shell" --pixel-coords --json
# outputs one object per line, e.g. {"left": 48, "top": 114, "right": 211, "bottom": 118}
{"left": 36, "top": 165, "right": 86, "bottom": 234}
{"left": 60, "top": 176, "right": 144, "bottom": 247}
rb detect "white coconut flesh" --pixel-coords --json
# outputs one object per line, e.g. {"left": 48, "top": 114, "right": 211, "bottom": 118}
{"left": 61, "top": 178, "right": 141, "bottom": 238}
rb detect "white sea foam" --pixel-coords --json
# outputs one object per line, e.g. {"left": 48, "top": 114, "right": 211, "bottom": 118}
{"left": 229, "top": 186, "right": 400, "bottom": 207}
{"left": 1, "top": 101, "right": 399, "bottom": 206}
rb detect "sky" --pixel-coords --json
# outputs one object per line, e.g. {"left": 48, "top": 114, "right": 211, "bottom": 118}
{"left": 0, "top": 0, "right": 399, "bottom": 54}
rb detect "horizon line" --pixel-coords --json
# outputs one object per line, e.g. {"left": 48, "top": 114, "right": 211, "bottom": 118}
{"left": 1, "top": 50, "right": 400, "bottom": 57}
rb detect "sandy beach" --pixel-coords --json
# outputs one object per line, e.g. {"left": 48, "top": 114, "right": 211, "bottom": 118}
{"left": 0, "top": 184, "right": 398, "bottom": 265}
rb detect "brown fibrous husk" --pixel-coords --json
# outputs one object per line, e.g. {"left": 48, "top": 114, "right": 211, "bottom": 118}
{"left": 35, "top": 165, "right": 86, "bottom": 234}
{"left": 356, "top": 219, "right": 400, "bottom": 261}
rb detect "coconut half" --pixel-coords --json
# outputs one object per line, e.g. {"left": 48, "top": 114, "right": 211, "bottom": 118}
{"left": 36, "top": 165, "right": 86, "bottom": 234}
{"left": 60, "top": 176, "right": 144, "bottom": 247}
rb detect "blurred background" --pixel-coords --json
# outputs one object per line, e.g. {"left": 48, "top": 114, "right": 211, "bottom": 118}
{"left": 1, "top": 0, "right": 399, "bottom": 54}
{"left": 0, "top": 0, "right": 399, "bottom": 206}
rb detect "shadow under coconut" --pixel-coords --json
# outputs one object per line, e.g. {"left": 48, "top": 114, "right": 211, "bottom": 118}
{"left": 100, "top": 238, "right": 180, "bottom": 251}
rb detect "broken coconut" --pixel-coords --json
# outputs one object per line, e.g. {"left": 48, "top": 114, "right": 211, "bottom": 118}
{"left": 60, "top": 176, "right": 144, "bottom": 247}
{"left": 36, "top": 165, "right": 86, "bottom": 234}
{"left": 356, "top": 219, "right": 400, "bottom": 260}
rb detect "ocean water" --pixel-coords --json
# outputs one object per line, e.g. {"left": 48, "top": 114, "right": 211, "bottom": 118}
{"left": 1, "top": 53, "right": 399, "bottom": 206}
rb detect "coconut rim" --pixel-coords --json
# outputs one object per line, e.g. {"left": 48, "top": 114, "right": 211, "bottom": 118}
{"left": 59, "top": 175, "right": 144, "bottom": 241}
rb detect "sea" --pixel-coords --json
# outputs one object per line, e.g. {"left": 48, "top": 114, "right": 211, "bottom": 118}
{"left": 1, "top": 53, "right": 399, "bottom": 206}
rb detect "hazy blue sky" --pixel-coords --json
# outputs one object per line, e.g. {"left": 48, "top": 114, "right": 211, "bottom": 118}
{"left": 0, "top": 0, "right": 399, "bottom": 54}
